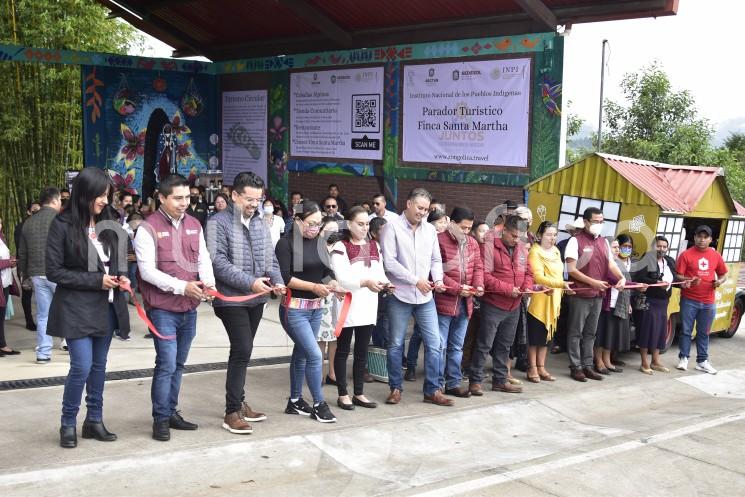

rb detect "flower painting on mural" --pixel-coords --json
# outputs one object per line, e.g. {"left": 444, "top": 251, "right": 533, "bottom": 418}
{"left": 116, "top": 123, "right": 145, "bottom": 166}
{"left": 108, "top": 168, "right": 137, "bottom": 195}
{"left": 269, "top": 115, "right": 287, "bottom": 142}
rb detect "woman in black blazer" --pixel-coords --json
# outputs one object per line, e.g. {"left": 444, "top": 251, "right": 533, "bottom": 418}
{"left": 631, "top": 236, "right": 682, "bottom": 375}
{"left": 46, "top": 168, "right": 130, "bottom": 448}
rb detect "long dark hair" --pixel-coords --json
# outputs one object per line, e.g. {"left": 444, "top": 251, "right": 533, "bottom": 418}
{"left": 68, "top": 168, "right": 118, "bottom": 253}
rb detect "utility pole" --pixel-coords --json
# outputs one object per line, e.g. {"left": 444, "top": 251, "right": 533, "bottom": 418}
{"left": 597, "top": 39, "right": 608, "bottom": 151}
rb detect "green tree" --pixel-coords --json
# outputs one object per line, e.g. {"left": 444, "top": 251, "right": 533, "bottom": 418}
{"left": 0, "top": 0, "right": 141, "bottom": 247}
{"left": 600, "top": 63, "right": 745, "bottom": 203}
{"left": 722, "top": 132, "right": 745, "bottom": 204}
{"left": 601, "top": 62, "right": 716, "bottom": 166}
{"left": 565, "top": 100, "right": 591, "bottom": 164}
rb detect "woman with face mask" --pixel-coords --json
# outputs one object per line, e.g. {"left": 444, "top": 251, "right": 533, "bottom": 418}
{"left": 275, "top": 200, "right": 344, "bottom": 424}
{"left": 526, "top": 222, "right": 574, "bottom": 383}
{"left": 631, "top": 236, "right": 682, "bottom": 374}
{"left": 263, "top": 199, "right": 284, "bottom": 248}
{"left": 329, "top": 206, "right": 390, "bottom": 410}
{"left": 593, "top": 234, "right": 637, "bottom": 374}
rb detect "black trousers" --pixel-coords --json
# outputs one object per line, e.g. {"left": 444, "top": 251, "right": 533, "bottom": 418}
{"left": 215, "top": 305, "right": 264, "bottom": 414}
{"left": 334, "top": 325, "right": 373, "bottom": 396}
{"left": 22, "top": 285, "right": 34, "bottom": 328}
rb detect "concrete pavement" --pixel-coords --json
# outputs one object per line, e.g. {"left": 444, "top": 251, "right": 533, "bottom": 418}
{"left": 1, "top": 296, "right": 745, "bottom": 496}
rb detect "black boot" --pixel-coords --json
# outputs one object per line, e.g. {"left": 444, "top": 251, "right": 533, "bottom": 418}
{"left": 81, "top": 421, "right": 117, "bottom": 441}
{"left": 60, "top": 426, "right": 77, "bottom": 448}
{"left": 152, "top": 420, "right": 170, "bottom": 441}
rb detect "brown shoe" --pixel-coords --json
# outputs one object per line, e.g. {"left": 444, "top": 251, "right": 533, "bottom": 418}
{"left": 444, "top": 386, "right": 472, "bottom": 398}
{"left": 386, "top": 388, "right": 402, "bottom": 404}
{"left": 492, "top": 382, "right": 522, "bottom": 393}
{"left": 571, "top": 368, "right": 588, "bottom": 382}
{"left": 468, "top": 383, "right": 484, "bottom": 396}
{"left": 582, "top": 367, "right": 604, "bottom": 381}
{"left": 222, "top": 412, "right": 253, "bottom": 434}
{"left": 240, "top": 402, "right": 267, "bottom": 422}
{"left": 423, "top": 390, "right": 455, "bottom": 406}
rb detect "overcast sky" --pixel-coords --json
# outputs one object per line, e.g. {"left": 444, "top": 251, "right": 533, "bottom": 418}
{"left": 136, "top": 0, "right": 741, "bottom": 143}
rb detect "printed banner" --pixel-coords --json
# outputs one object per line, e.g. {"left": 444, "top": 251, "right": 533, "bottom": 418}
{"left": 222, "top": 90, "right": 268, "bottom": 183}
{"left": 290, "top": 67, "right": 384, "bottom": 160}
{"left": 402, "top": 58, "right": 531, "bottom": 167}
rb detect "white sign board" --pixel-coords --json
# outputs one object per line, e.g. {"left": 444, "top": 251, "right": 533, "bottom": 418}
{"left": 222, "top": 90, "right": 268, "bottom": 183}
{"left": 402, "top": 58, "right": 531, "bottom": 167}
{"left": 290, "top": 67, "right": 384, "bottom": 160}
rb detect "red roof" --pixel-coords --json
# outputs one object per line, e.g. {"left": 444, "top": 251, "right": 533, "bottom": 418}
{"left": 598, "top": 153, "right": 724, "bottom": 213}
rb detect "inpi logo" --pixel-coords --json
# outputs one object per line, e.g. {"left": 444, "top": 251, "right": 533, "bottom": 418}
{"left": 428, "top": 68, "right": 435, "bottom": 77}
{"left": 452, "top": 70, "right": 460, "bottom": 81}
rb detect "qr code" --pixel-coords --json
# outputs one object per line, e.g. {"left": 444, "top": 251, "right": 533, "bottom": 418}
{"left": 352, "top": 94, "right": 380, "bottom": 133}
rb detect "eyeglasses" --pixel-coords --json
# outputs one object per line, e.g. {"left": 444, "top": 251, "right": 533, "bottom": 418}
{"left": 238, "top": 194, "right": 265, "bottom": 204}
{"left": 325, "top": 204, "right": 338, "bottom": 209}
{"left": 303, "top": 220, "right": 322, "bottom": 228}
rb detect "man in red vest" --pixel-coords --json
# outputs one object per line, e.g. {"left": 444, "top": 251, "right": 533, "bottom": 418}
{"left": 136, "top": 174, "right": 216, "bottom": 442}
{"left": 564, "top": 207, "right": 626, "bottom": 382}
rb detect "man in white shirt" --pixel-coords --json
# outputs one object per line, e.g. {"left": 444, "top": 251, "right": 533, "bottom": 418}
{"left": 369, "top": 193, "right": 397, "bottom": 222}
{"left": 380, "top": 188, "right": 451, "bottom": 406}
{"left": 135, "top": 174, "right": 216, "bottom": 442}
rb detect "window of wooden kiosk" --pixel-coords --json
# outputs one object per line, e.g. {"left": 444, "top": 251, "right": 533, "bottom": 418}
{"left": 656, "top": 216, "right": 684, "bottom": 259}
{"left": 722, "top": 219, "right": 745, "bottom": 263}
{"left": 557, "top": 195, "right": 620, "bottom": 241}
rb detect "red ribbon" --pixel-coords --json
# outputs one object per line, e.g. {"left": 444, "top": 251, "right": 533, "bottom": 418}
{"left": 118, "top": 279, "right": 175, "bottom": 340}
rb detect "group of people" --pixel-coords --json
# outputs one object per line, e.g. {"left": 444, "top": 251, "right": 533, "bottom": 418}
{"left": 0, "top": 172, "right": 728, "bottom": 449}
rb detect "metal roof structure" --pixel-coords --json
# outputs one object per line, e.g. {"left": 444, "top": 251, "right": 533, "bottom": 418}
{"left": 96, "top": 0, "right": 679, "bottom": 60}
{"left": 597, "top": 153, "right": 727, "bottom": 214}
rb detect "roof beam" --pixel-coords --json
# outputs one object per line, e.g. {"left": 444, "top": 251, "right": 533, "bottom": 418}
{"left": 554, "top": 0, "right": 675, "bottom": 23}
{"left": 100, "top": 0, "right": 214, "bottom": 59}
{"left": 513, "top": 0, "right": 557, "bottom": 30}
{"left": 276, "top": 0, "right": 354, "bottom": 48}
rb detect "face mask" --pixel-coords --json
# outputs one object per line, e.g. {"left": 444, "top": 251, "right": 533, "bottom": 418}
{"left": 619, "top": 247, "right": 632, "bottom": 258}
{"left": 303, "top": 226, "right": 320, "bottom": 238}
{"left": 588, "top": 224, "right": 603, "bottom": 236}
{"left": 263, "top": 205, "right": 274, "bottom": 214}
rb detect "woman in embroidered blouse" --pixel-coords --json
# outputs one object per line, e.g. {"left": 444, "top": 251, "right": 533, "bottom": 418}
{"left": 330, "top": 206, "right": 390, "bottom": 410}
{"left": 526, "top": 222, "right": 572, "bottom": 383}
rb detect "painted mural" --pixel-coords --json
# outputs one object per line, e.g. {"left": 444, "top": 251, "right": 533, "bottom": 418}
{"left": 82, "top": 65, "right": 217, "bottom": 198}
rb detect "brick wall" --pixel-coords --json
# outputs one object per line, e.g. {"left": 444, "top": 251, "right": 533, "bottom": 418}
{"left": 396, "top": 179, "right": 523, "bottom": 222}
{"left": 287, "top": 172, "right": 524, "bottom": 221}
{"left": 287, "top": 173, "right": 384, "bottom": 210}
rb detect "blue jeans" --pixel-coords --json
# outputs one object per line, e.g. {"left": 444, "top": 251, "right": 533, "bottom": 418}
{"left": 438, "top": 301, "right": 470, "bottom": 390}
{"left": 61, "top": 306, "right": 116, "bottom": 427}
{"left": 127, "top": 261, "right": 138, "bottom": 293}
{"left": 32, "top": 277, "right": 56, "bottom": 360}
{"left": 406, "top": 324, "right": 422, "bottom": 368}
{"left": 279, "top": 306, "right": 324, "bottom": 403}
{"left": 386, "top": 296, "right": 441, "bottom": 396}
{"left": 148, "top": 308, "right": 197, "bottom": 422}
{"left": 678, "top": 297, "right": 715, "bottom": 363}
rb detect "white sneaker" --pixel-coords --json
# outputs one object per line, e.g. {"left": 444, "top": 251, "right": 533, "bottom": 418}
{"left": 695, "top": 360, "right": 718, "bottom": 375}
{"left": 60, "top": 339, "right": 68, "bottom": 351}
{"left": 676, "top": 357, "right": 688, "bottom": 371}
